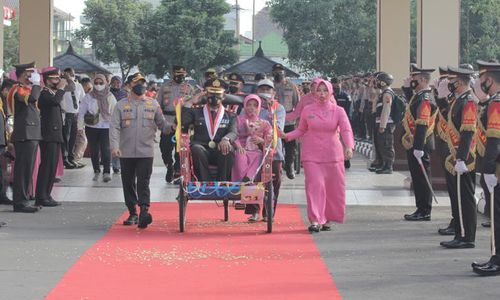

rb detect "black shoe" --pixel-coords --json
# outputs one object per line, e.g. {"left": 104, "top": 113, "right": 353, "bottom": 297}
{"left": 404, "top": 210, "right": 431, "bottom": 221}
{"left": 35, "top": 199, "right": 61, "bottom": 207}
{"left": 368, "top": 164, "right": 382, "bottom": 172}
{"left": 123, "top": 214, "right": 138, "bottom": 225}
{"left": 472, "top": 258, "right": 492, "bottom": 268}
{"left": 138, "top": 206, "right": 153, "bottom": 229}
{"left": 286, "top": 165, "right": 295, "bottom": 180}
{"left": 308, "top": 224, "right": 321, "bottom": 233}
{"left": 0, "top": 196, "right": 13, "bottom": 205}
{"left": 54, "top": 177, "right": 62, "bottom": 183}
{"left": 376, "top": 167, "right": 393, "bottom": 174}
{"left": 113, "top": 168, "right": 120, "bottom": 174}
{"left": 165, "top": 167, "right": 174, "bottom": 183}
{"left": 64, "top": 160, "right": 76, "bottom": 169}
{"left": 473, "top": 262, "right": 500, "bottom": 276}
{"left": 70, "top": 160, "right": 85, "bottom": 169}
{"left": 438, "top": 226, "right": 455, "bottom": 236}
{"left": 481, "top": 221, "right": 491, "bottom": 228}
{"left": 13, "top": 204, "right": 40, "bottom": 213}
{"left": 344, "top": 160, "right": 351, "bottom": 169}
{"left": 321, "top": 224, "right": 332, "bottom": 231}
{"left": 0, "top": 221, "right": 6, "bottom": 227}
{"left": 440, "top": 239, "right": 475, "bottom": 249}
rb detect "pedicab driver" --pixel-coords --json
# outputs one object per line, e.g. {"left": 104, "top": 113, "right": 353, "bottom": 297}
{"left": 181, "top": 78, "right": 238, "bottom": 181}
{"left": 110, "top": 73, "right": 174, "bottom": 229}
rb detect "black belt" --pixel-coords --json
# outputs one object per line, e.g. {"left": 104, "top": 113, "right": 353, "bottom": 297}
{"left": 163, "top": 111, "right": 176, "bottom": 116}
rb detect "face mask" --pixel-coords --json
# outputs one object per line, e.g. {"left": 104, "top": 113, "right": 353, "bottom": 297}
{"left": 110, "top": 87, "right": 119, "bottom": 92}
{"left": 448, "top": 81, "right": 458, "bottom": 93}
{"left": 69, "top": 76, "right": 76, "bottom": 81}
{"left": 480, "top": 79, "right": 492, "bottom": 95}
{"left": 273, "top": 73, "right": 284, "bottom": 82}
{"left": 258, "top": 93, "right": 272, "bottom": 100}
{"left": 228, "top": 86, "right": 239, "bottom": 94}
{"left": 174, "top": 76, "right": 184, "bottom": 84}
{"left": 94, "top": 84, "right": 105, "bottom": 91}
{"left": 333, "top": 87, "right": 341, "bottom": 94}
{"left": 132, "top": 85, "right": 146, "bottom": 96}
{"left": 410, "top": 80, "right": 419, "bottom": 90}
{"left": 208, "top": 95, "right": 221, "bottom": 106}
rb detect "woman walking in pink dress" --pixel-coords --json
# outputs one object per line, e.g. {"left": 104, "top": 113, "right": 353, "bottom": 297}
{"left": 283, "top": 79, "right": 354, "bottom": 232}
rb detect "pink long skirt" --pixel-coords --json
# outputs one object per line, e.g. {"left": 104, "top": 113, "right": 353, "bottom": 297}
{"left": 303, "top": 161, "right": 346, "bottom": 224}
{"left": 231, "top": 150, "right": 263, "bottom": 181}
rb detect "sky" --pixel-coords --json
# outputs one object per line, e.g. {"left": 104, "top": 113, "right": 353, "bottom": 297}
{"left": 53, "top": 0, "right": 269, "bottom": 34}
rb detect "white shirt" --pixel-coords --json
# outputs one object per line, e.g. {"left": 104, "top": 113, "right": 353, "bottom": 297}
{"left": 78, "top": 93, "right": 117, "bottom": 129}
{"left": 61, "top": 82, "right": 85, "bottom": 114}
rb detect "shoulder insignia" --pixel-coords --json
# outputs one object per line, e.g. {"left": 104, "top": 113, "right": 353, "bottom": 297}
{"left": 486, "top": 101, "right": 500, "bottom": 138}
{"left": 460, "top": 101, "right": 477, "bottom": 131}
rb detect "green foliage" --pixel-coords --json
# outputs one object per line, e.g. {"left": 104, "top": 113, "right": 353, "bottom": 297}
{"left": 269, "top": 0, "right": 376, "bottom": 76}
{"left": 76, "top": 0, "right": 153, "bottom": 79}
{"left": 3, "top": 18, "right": 19, "bottom": 71}
{"left": 140, "top": 0, "right": 238, "bottom": 78}
{"left": 460, "top": 0, "right": 500, "bottom": 63}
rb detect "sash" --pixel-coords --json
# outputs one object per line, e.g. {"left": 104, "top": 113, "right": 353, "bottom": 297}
{"left": 444, "top": 100, "right": 477, "bottom": 175}
{"left": 401, "top": 95, "right": 437, "bottom": 150}
{"left": 476, "top": 114, "right": 487, "bottom": 157}
{"left": 436, "top": 111, "right": 449, "bottom": 142}
{"left": 203, "top": 104, "right": 225, "bottom": 142}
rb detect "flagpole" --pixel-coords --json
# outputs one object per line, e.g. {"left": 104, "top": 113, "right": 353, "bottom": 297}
{"left": 252, "top": 0, "right": 255, "bottom": 55}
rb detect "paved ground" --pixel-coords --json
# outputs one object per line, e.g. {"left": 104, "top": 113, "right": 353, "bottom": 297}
{"left": 0, "top": 149, "right": 497, "bottom": 299}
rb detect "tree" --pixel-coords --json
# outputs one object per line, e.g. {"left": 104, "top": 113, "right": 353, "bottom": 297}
{"left": 75, "top": 0, "right": 153, "bottom": 79}
{"left": 268, "top": 0, "right": 376, "bottom": 76}
{"left": 140, "top": 0, "right": 238, "bottom": 78}
{"left": 3, "top": 18, "right": 19, "bottom": 71}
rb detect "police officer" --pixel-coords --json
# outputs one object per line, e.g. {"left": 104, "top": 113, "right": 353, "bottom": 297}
{"left": 8, "top": 62, "right": 42, "bottom": 213}
{"left": 402, "top": 65, "right": 438, "bottom": 221}
{"left": 110, "top": 73, "right": 173, "bottom": 229}
{"left": 472, "top": 60, "right": 500, "bottom": 275}
{"left": 34, "top": 67, "right": 67, "bottom": 207}
{"left": 181, "top": 78, "right": 237, "bottom": 181}
{"left": 227, "top": 72, "right": 246, "bottom": 114}
{"left": 157, "top": 65, "right": 194, "bottom": 183}
{"left": 332, "top": 77, "right": 352, "bottom": 169}
{"left": 272, "top": 63, "right": 299, "bottom": 179}
{"left": 204, "top": 68, "right": 217, "bottom": 83}
{"left": 373, "top": 72, "right": 395, "bottom": 174}
{"left": 439, "top": 66, "right": 478, "bottom": 249}
{"left": 0, "top": 79, "right": 14, "bottom": 205}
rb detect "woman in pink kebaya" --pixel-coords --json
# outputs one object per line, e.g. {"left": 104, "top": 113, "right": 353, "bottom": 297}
{"left": 232, "top": 94, "right": 272, "bottom": 187}
{"left": 283, "top": 79, "right": 354, "bottom": 232}
{"left": 285, "top": 77, "right": 322, "bottom": 122}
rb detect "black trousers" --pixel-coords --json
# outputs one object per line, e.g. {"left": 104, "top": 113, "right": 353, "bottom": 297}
{"left": 191, "top": 144, "right": 233, "bottom": 181}
{"left": 445, "top": 171, "right": 477, "bottom": 242}
{"left": 62, "top": 113, "right": 77, "bottom": 162}
{"left": 13, "top": 140, "right": 38, "bottom": 205}
{"left": 375, "top": 124, "right": 395, "bottom": 168}
{"left": 120, "top": 157, "right": 154, "bottom": 214}
{"left": 493, "top": 181, "right": 500, "bottom": 251}
{"left": 406, "top": 150, "right": 432, "bottom": 213}
{"left": 481, "top": 174, "right": 492, "bottom": 216}
{"left": 245, "top": 160, "right": 282, "bottom": 218}
{"left": 85, "top": 127, "right": 111, "bottom": 174}
{"left": 159, "top": 132, "right": 179, "bottom": 171}
{"left": 283, "top": 124, "right": 296, "bottom": 169}
{"left": 36, "top": 142, "right": 60, "bottom": 201}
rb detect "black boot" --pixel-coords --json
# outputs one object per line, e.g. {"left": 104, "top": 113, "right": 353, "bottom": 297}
{"left": 165, "top": 165, "right": 174, "bottom": 183}
{"left": 285, "top": 163, "right": 295, "bottom": 180}
{"left": 138, "top": 205, "right": 153, "bottom": 229}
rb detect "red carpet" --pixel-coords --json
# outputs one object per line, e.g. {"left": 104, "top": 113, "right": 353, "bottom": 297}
{"left": 46, "top": 203, "right": 341, "bottom": 300}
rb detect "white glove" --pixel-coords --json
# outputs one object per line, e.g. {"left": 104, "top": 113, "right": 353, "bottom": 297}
{"left": 454, "top": 160, "right": 468, "bottom": 174}
{"left": 472, "top": 78, "right": 489, "bottom": 102}
{"left": 484, "top": 174, "right": 498, "bottom": 191}
{"left": 437, "top": 79, "right": 450, "bottom": 99}
{"left": 413, "top": 149, "right": 424, "bottom": 160}
{"left": 30, "top": 72, "right": 41, "bottom": 85}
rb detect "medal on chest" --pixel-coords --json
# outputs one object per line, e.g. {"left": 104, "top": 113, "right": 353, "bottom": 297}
{"left": 203, "top": 105, "right": 225, "bottom": 148}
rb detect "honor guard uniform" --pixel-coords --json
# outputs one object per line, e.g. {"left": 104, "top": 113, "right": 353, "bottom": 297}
{"left": 8, "top": 62, "right": 42, "bottom": 213}
{"left": 35, "top": 67, "right": 66, "bottom": 207}
{"left": 157, "top": 65, "right": 194, "bottom": 183}
{"left": 434, "top": 67, "right": 457, "bottom": 236}
{"left": 181, "top": 78, "right": 237, "bottom": 181}
{"left": 110, "top": 73, "right": 174, "bottom": 229}
{"left": 472, "top": 60, "right": 500, "bottom": 275}
{"left": 402, "top": 65, "right": 438, "bottom": 221}
{"left": 440, "top": 66, "right": 478, "bottom": 249}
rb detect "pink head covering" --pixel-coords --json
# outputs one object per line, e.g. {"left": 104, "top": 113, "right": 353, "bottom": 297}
{"left": 309, "top": 77, "right": 322, "bottom": 93}
{"left": 315, "top": 79, "right": 337, "bottom": 105}
{"left": 243, "top": 94, "right": 262, "bottom": 121}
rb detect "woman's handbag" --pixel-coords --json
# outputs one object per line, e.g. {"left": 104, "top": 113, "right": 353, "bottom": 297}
{"left": 84, "top": 109, "right": 99, "bottom": 126}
